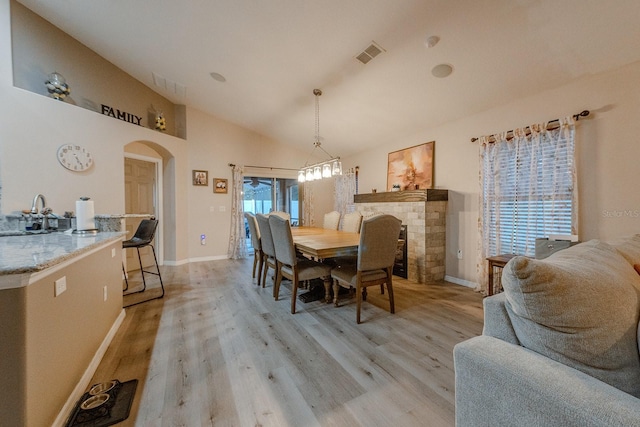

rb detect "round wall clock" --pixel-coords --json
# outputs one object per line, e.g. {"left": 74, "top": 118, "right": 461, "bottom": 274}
{"left": 57, "top": 144, "right": 93, "bottom": 171}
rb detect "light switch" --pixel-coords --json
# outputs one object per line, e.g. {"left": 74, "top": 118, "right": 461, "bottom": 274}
{"left": 111, "top": 248, "right": 116, "bottom": 258}
{"left": 54, "top": 276, "right": 67, "bottom": 297}
{"left": 219, "top": 206, "right": 226, "bottom": 212}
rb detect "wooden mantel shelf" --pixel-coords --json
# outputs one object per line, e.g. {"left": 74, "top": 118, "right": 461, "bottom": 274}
{"left": 354, "top": 189, "right": 448, "bottom": 203}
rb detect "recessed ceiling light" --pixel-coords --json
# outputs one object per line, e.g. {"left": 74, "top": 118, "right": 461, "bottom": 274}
{"left": 210, "top": 72, "right": 226, "bottom": 82}
{"left": 431, "top": 63, "right": 453, "bottom": 78}
{"left": 425, "top": 35, "right": 440, "bottom": 48}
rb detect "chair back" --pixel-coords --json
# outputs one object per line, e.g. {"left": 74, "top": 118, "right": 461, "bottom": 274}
{"left": 341, "top": 211, "right": 363, "bottom": 233}
{"left": 132, "top": 219, "right": 159, "bottom": 245}
{"left": 269, "top": 214, "right": 297, "bottom": 267}
{"left": 323, "top": 211, "right": 341, "bottom": 230}
{"left": 244, "top": 212, "right": 261, "bottom": 250}
{"left": 269, "top": 211, "right": 290, "bottom": 221}
{"left": 256, "top": 214, "right": 275, "bottom": 258}
{"left": 358, "top": 215, "right": 402, "bottom": 272}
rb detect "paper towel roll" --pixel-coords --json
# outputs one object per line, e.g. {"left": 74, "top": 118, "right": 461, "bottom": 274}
{"left": 76, "top": 198, "right": 95, "bottom": 231}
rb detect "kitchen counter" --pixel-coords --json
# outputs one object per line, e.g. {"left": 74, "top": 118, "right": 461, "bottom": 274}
{"left": 0, "top": 231, "right": 124, "bottom": 287}
{"left": 0, "top": 230, "right": 125, "bottom": 426}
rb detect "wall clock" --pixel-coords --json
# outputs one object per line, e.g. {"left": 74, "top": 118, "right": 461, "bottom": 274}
{"left": 57, "top": 144, "right": 94, "bottom": 171}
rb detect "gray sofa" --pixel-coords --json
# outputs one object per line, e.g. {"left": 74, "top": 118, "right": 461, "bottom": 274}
{"left": 454, "top": 235, "right": 640, "bottom": 426}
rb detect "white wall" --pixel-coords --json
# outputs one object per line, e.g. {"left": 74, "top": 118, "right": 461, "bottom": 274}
{"left": 349, "top": 60, "right": 640, "bottom": 286}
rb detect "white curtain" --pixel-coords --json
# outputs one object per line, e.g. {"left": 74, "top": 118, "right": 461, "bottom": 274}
{"left": 477, "top": 117, "right": 576, "bottom": 293}
{"left": 302, "top": 182, "right": 314, "bottom": 226}
{"left": 334, "top": 169, "right": 357, "bottom": 221}
{"left": 227, "top": 164, "right": 248, "bottom": 259}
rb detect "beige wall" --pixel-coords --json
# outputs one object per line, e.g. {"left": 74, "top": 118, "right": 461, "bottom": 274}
{"left": 10, "top": 1, "right": 179, "bottom": 137}
{"left": 4, "top": 0, "right": 639, "bottom": 285}
{"left": 348, "top": 60, "right": 640, "bottom": 286}
{"left": 185, "top": 107, "right": 308, "bottom": 259}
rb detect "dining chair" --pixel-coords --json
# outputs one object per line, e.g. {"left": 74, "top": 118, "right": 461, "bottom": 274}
{"left": 255, "top": 213, "right": 277, "bottom": 288}
{"left": 122, "top": 219, "right": 165, "bottom": 307}
{"left": 269, "top": 211, "right": 290, "bottom": 221}
{"left": 269, "top": 215, "right": 332, "bottom": 314}
{"left": 323, "top": 211, "right": 341, "bottom": 230}
{"left": 331, "top": 214, "right": 402, "bottom": 324}
{"left": 341, "top": 211, "right": 363, "bottom": 233}
{"left": 244, "top": 212, "right": 264, "bottom": 287}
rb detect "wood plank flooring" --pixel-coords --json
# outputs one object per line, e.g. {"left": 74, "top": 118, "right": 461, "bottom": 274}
{"left": 89, "top": 257, "right": 483, "bottom": 426}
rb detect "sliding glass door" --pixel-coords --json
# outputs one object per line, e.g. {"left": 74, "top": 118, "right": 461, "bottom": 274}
{"left": 243, "top": 176, "right": 299, "bottom": 224}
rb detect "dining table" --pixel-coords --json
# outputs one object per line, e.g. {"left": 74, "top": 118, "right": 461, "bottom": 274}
{"left": 290, "top": 226, "right": 360, "bottom": 260}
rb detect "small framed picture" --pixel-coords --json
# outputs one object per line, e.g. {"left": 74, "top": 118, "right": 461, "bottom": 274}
{"left": 193, "top": 170, "right": 208, "bottom": 186}
{"left": 214, "top": 178, "right": 228, "bottom": 194}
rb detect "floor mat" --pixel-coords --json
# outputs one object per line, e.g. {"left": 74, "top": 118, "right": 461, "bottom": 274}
{"left": 65, "top": 379, "right": 137, "bottom": 427}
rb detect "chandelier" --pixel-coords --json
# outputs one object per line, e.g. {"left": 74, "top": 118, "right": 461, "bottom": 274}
{"left": 298, "top": 89, "right": 342, "bottom": 182}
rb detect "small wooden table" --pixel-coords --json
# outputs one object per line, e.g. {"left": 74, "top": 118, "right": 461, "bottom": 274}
{"left": 486, "top": 253, "right": 518, "bottom": 296}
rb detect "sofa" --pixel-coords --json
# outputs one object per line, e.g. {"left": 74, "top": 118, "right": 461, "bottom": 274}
{"left": 454, "top": 235, "right": 640, "bottom": 426}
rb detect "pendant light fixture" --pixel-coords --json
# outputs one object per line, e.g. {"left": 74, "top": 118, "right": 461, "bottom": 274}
{"left": 298, "top": 89, "right": 342, "bottom": 183}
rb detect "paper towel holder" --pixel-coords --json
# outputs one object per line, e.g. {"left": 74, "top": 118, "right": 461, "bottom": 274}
{"left": 73, "top": 196, "right": 99, "bottom": 235}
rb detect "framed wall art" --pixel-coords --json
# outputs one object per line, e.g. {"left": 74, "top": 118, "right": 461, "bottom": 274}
{"left": 214, "top": 178, "right": 228, "bottom": 194}
{"left": 193, "top": 170, "right": 208, "bottom": 186}
{"left": 386, "top": 141, "right": 434, "bottom": 191}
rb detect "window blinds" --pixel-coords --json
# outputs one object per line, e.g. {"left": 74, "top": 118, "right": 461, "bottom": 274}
{"left": 482, "top": 128, "right": 575, "bottom": 257}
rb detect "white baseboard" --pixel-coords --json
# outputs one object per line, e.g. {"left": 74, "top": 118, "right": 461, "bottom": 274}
{"left": 53, "top": 309, "right": 126, "bottom": 427}
{"left": 163, "top": 258, "right": 190, "bottom": 266}
{"left": 188, "top": 255, "right": 229, "bottom": 263}
{"left": 445, "top": 275, "right": 478, "bottom": 289}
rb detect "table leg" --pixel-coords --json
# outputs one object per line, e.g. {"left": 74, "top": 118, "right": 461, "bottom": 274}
{"left": 323, "top": 276, "right": 332, "bottom": 304}
{"left": 487, "top": 261, "right": 494, "bottom": 296}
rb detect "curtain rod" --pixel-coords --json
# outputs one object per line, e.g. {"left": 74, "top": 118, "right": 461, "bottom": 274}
{"left": 470, "top": 110, "right": 590, "bottom": 143}
{"left": 228, "top": 163, "right": 298, "bottom": 171}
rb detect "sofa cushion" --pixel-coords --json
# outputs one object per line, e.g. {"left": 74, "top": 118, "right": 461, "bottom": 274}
{"left": 502, "top": 239, "right": 640, "bottom": 397}
{"left": 609, "top": 233, "right": 640, "bottom": 267}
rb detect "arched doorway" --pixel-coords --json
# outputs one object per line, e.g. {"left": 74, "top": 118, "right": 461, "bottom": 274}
{"left": 123, "top": 140, "right": 175, "bottom": 269}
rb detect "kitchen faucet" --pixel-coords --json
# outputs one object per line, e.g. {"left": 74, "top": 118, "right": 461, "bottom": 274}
{"left": 31, "top": 194, "right": 50, "bottom": 231}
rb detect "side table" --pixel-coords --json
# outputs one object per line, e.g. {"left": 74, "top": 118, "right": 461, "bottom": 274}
{"left": 486, "top": 253, "right": 518, "bottom": 296}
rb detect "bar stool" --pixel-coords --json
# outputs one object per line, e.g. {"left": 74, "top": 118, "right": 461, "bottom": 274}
{"left": 123, "top": 219, "right": 164, "bottom": 307}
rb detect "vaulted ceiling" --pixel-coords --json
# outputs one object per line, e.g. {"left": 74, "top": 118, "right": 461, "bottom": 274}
{"left": 17, "top": 0, "right": 640, "bottom": 158}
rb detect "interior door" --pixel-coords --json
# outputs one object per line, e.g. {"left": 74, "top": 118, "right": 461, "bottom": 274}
{"left": 124, "top": 157, "right": 156, "bottom": 271}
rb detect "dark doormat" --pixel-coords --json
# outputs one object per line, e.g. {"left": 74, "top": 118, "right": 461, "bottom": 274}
{"left": 65, "top": 379, "right": 137, "bottom": 427}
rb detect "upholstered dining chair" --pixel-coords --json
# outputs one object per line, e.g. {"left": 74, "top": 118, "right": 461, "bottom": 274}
{"left": 269, "top": 211, "right": 290, "bottom": 221}
{"left": 255, "top": 213, "right": 277, "bottom": 288}
{"left": 269, "top": 215, "right": 332, "bottom": 314}
{"left": 341, "top": 211, "right": 363, "bottom": 233}
{"left": 331, "top": 214, "right": 402, "bottom": 324}
{"left": 323, "top": 211, "right": 341, "bottom": 230}
{"left": 244, "top": 212, "right": 264, "bottom": 287}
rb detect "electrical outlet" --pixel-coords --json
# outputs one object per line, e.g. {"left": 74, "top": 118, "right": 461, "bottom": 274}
{"left": 201, "top": 234, "right": 206, "bottom": 245}
{"left": 111, "top": 248, "right": 116, "bottom": 258}
{"left": 54, "top": 276, "right": 67, "bottom": 297}
{"left": 103, "top": 285, "right": 108, "bottom": 301}
{"left": 457, "top": 249, "right": 463, "bottom": 260}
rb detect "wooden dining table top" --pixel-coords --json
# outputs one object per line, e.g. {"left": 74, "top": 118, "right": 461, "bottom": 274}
{"left": 291, "top": 226, "right": 360, "bottom": 259}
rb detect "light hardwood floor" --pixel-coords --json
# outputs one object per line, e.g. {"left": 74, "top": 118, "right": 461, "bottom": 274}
{"left": 90, "top": 258, "right": 484, "bottom": 426}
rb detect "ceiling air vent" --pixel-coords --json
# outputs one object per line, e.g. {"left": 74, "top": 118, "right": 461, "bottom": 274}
{"left": 355, "top": 41, "right": 385, "bottom": 65}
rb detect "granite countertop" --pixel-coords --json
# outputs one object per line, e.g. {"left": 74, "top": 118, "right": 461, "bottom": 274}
{"left": 0, "top": 231, "right": 125, "bottom": 277}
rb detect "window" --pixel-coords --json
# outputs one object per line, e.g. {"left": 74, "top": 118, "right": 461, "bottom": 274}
{"left": 481, "top": 123, "right": 575, "bottom": 257}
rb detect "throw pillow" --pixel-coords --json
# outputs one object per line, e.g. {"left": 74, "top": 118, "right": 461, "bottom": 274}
{"left": 502, "top": 239, "right": 640, "bottom": 397}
